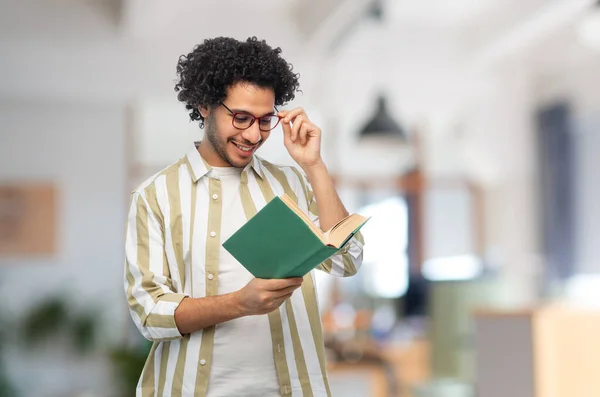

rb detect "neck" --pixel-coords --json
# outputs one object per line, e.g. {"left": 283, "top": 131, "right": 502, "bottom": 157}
{"left": 197, "top": 139, "right": 231, "bottom": 167}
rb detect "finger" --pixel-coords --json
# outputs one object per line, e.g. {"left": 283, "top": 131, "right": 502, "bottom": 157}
{"left": 299, "top": 121, "right": 314, "bottom": 146}
{"left": 291, "top": 116, "right": 307, "bottom": 143}
{"left": 280, "top": 107, "right": 303, "bottom": 122}
{"left": 281, "top": 107, "right": 306, "bottom": 124}
{"left": 263, "top": 277, "right": 303, "bottom": 291}
{"left": 273, "top": 283, "right": 302, "bottom": 298}
{"left": 272, "top": 292, "right": 294, "bottom": 308}
{"left": 281, "top": 118, "right": 292, "bottom": 145}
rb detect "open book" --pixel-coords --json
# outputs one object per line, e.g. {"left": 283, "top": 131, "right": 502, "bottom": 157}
{"left": 223, "top": 194, "right": 369, "bottom": 279}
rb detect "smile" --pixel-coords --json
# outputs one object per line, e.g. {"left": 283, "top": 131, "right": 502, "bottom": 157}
{"left": 233, "top": 142, "right": 254, "bottom": 152}
{"left": 230, "top": 141, "right": 259, "bottom": 157}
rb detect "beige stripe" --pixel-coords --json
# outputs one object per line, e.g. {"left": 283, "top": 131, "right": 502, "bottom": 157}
{"left": 195, "top": 177, "right": 222, "bottom": 396}
{"left": 354, "top": 230, "right": 365, "bottom": 245}
{"left": 289, "top": 167, "right": 319, "bottom": 217}
{"left": 124, "top": 196, "right": 138, "bottom": 313}
{"left": 125, "top": 258, "right": 146, "bottom": 322}
{"left": 262, "top": 161, "right": 298, "bottom": 202}
{"left": 171, "top": 174, "right": 199, "bottom": 396}
{"left": 301, "top": 274, "right": 332, "bottom": 396}
{"left": 135, "top": 195, "right": 160, "bottom": 305}
{"left": 342, "top": 255, "right": 357, "bottom": 277}
{"left": 316, "top": 258, "right": 333, "bottom": 274}
{"left": 204, "top": 178, "right": 222, "bottom": 298}
{"left": 171, "top": 335, "right": 190, "bottom": 396}
{"left": 255, "top": 170, "right": 276, "bottom": 202}
{"left": 289, "top": 167, "right": 310, "bottom": 202}
{"left": 157, "top": 341, "right": 171, "bottom": 396}
{"left": 161, "top": 293, "right": 186, "bottom": 303}
{"left": 285, "top": 299, "right": 314, "bottom": 396}
{"left": 240, "top": 170, "right": 293, "bottom": 396}
{"left": 166, "top": 167, "right": 186, "bottom": 294}
{"left": 145, "top": 183, "right": 165, "bottom": 227}
{"left": 140, "top": 342, "right": 159, "bottom": 397}
{"left": 188, "top": 181, "right": 198, "bottom": 297}
{"left": 160, "top": 159, "right": 186, "bottom": 177}
{"left": 145, "top": 314, "right": 181, "bottom": 329}
{"left": 145, "top": 184, "right": 173, "bottom": 291}
{"left": 239, "top": 170, "right": 256, "bottom": 217}
{"left": 308, "top": 198, "right": 318, "bottom": 217}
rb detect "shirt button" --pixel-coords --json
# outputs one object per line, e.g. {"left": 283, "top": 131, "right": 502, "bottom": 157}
{"left": 210, "top": 231, "right": 216, "bottom": 237}
{"left": 212, "top": 194, "right": 218, "bottom": 200}
{"left": 200, "top": 359, "right": 206, "bottom": 366}
{"left": 207, "top": 273, "right": 214, "bottom": 280}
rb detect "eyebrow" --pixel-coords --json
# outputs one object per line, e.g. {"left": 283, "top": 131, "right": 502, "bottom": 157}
{"left": 231, "top": 108, "right": 277, "bottom": 117}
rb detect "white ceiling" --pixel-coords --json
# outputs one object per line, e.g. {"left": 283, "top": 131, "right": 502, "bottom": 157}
{"left": 0, "top": 0, "right": 598, "bottom": 103}
{"left": 387, "top": 0, "right": 505, "bottom": 25}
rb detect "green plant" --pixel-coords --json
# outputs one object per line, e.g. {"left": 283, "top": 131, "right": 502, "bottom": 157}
{"left": 17, "top": 293, "right": 151, "bottom": 397}
{"left": 19, "top": 295, "right": 100, "bottom": 355}
{"left": 109, "top": 340, "right": 152, "bottom": 396}
{"left": 20, "top": 296, "right": 70, "bottom": 347}
{"left": 0, "top": 306, "right": 19, "bottom": 397}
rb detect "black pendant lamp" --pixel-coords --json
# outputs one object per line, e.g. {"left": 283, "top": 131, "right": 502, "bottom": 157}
{"left": 358, "top": 94, "right": 406, "bottom": 140}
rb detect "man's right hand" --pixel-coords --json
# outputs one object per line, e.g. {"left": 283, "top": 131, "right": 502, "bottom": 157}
{"left": 236, "top": 277, "right": 304, "bottom": 316}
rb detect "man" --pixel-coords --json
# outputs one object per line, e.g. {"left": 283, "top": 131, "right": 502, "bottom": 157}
{"left": 124, "top": 36, "right": 364, "bottom": 397}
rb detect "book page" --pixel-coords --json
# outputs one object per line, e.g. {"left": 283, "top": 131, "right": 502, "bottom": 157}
{"left": 325, "top": 213, "right": 368, "bottom": 248}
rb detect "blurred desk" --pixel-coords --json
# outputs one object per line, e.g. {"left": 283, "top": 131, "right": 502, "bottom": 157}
{"left": 381, "top": 339, "right": 430, "bottom": 397}
{"left": 474, "top": 305, "right": 600, "bottom": 397}
{"left": 328, "top": 362, "right": 389, "bottom": 397}
{"left": 327, "top": 338, "right": 430, "bottom": 397}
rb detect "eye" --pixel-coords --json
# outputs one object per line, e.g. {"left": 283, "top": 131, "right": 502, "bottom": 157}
{"left": 234, "top": 115, "right": 251, "bottom": 123}
{"left": 259, "top": 117, "right": 273, "bottom": 124}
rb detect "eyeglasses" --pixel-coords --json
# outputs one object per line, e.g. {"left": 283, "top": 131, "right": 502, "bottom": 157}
{"left": 220, "top": 102, "right": 281, "bottom": 131}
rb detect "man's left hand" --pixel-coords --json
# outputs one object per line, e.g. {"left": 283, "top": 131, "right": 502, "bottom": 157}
{"left": 278, "top": 108, "right": 323, "bottom": 169}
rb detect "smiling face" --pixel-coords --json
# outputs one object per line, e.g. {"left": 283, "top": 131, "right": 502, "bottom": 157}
{"left": 198, "top": 82, "right": 276, "bottom": 168}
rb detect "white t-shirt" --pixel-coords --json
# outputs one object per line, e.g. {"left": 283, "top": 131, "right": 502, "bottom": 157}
{"left": 207, "top": 166, "right": 280, "bottom": 397}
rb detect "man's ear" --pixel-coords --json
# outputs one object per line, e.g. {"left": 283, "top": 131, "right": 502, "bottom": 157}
{"left": 198, "top": 105, "right": 210, "bottom": 119}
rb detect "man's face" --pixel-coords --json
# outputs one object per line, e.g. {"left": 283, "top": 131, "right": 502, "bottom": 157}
{"left": 202, "top": 83, "right": 276, "bottom": 168}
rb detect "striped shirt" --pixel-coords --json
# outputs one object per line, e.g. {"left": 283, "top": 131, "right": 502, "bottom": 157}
{"left": 124, "top": 143, "right": 364, "bottom": 396}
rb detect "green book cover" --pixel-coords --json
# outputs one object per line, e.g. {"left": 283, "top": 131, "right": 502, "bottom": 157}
{"left": 222, "top": 195, "right": 367, "bottom": 279}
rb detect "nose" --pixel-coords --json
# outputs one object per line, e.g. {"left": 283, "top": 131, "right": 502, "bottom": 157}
{"left": 241, "top": 122, "right": 262, "bottom": 145}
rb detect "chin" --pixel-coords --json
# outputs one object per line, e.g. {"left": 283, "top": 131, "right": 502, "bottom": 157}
{"left": 225, "top": 140, "right": 259, "bottom": 167}
{"left": 228, "top": 158, "right": 252, "bottom": 168}
{"left": 224, "top": 150, "right": 252, "bottom": 168}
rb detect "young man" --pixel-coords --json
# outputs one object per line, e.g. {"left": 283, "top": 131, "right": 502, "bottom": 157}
{"left": 124, "top": 36, "right": 364, "bottom": 397}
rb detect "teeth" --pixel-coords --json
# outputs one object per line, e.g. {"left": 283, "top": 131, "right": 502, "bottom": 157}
{"left": 234, "top": 143, "right": 253, "bottom": 152}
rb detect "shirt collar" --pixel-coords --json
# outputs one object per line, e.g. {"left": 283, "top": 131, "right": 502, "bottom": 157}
{"left": 185, "top": 141, "right": 264, "bottom": 183}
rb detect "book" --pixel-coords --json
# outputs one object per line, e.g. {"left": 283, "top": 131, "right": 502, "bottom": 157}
{"left": 222, "top": 194, "right": 369, "bottom": 279}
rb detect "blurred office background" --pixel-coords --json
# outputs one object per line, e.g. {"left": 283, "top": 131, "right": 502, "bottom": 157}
{"left": 2, "top": 0, "right": 600, "bottom": 396}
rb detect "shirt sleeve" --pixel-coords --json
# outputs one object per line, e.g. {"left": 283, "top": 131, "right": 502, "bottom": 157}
{"left": 124, "top": 190, "right": 187, "bottom": 341}
{"left": 294, "top": 168, "right": 364, "bottom": 277}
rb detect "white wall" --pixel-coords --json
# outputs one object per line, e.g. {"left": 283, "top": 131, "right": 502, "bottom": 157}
{"left": 458, "top": 69, "right": 542, "bottom": 303}
{"left": 0, "top": 99, "right": 128, "bottom": 396}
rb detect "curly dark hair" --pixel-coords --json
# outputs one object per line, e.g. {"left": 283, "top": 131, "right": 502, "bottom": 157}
{"left": 174, "top": 36, "right": 300, "bottom": 128}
